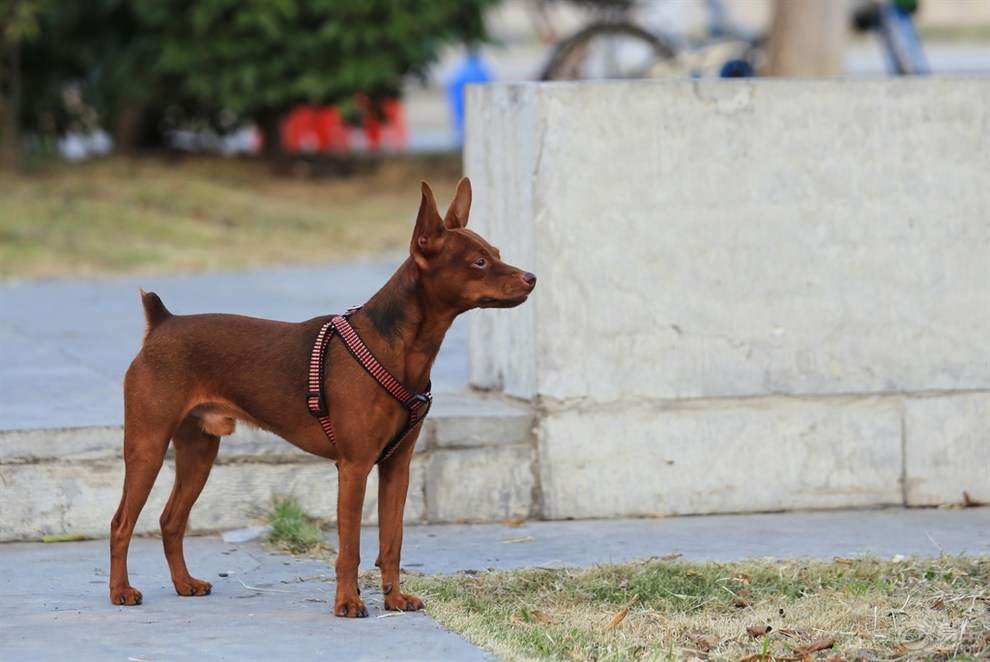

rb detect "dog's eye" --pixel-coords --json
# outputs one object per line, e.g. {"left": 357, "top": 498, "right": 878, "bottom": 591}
{"left": 472, "top": 257, "right": 487, "bottom": 269}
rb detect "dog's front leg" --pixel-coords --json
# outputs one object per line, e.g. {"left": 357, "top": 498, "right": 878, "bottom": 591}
{"left": 375, "top": 442, "right": 423, "bottom": 612}
{"left": 334, "top": 462, "right": 370, "bottom": 617}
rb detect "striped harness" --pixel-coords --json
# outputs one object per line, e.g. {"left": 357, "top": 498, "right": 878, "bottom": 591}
{"left": 306, "top": 307, "right": 432, "bottom": 464}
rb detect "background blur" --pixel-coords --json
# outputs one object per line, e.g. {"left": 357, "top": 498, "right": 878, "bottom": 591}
{"left": 1, "top": 7, "right": 988, "bottom": 660}
{"left": 1, "top": 0, "right": 988, "bottom": 280}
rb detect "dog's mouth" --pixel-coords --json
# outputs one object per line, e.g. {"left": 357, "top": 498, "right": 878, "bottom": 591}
{"left": 478, "top": 294, "right": 529, "bottom": 308}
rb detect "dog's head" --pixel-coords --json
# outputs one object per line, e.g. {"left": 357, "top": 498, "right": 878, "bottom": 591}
{"left": 411, "top": 178, "right": 536, "bottom": 311}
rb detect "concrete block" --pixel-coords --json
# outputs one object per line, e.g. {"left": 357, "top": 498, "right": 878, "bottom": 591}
{"left": 0, "top": 453, "right": 427, "bottom": 542}
{"left": 425, "top": 445, "right": 535, "bottom": 522}
{"left": 904, "top": 393, "right": 990, "bottom": 506}
{"left": 467, "top": 79, "right": 990, "bottom": 401}
{"left": 429, "top": 393, "right": 533, "bottom": 448}
{"left": 0, "top": 426, "right": 122, "bottom": 464}
{"left": 192, "top": 456, "right": 428, "bottom": 530}
{"left": 0, "top": 425, "right": 351, "bottom": 465}
{"left": 464, "top": 84, "right": 541, "bottom": 398}
{"left": 0, "top": 387, "right": 539, "bottom": 540}
{"left": 0, "top": 388, "right": 534, "bottom": 539}
{"left": 538, "top": 397, "right": 903, "bottom": 519}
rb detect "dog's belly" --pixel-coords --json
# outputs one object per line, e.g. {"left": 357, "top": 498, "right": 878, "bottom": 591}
{"left": 187, "top": 401, "right": 338, "bottom": 460}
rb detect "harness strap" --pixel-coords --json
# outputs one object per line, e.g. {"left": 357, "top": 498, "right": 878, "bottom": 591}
{"left": 306, "top": 307, "right": 432, "bottom": 463}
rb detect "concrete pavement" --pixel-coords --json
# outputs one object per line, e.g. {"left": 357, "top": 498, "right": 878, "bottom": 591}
{"left": 0, "top": 536, "right": 486, "bottom": 662}
{"left": 397, "top": 507, "right": 990, "bottom": 572}
{"left": 0, "top": 257, "right": 467, "bottom": 431}
{"left": 1, "top": 508, "right": 988, "bottom": 661}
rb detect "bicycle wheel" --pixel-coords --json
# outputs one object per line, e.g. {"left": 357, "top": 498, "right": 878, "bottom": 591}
{"left": 539, "top": 21, "right": 678, "bottom": 81}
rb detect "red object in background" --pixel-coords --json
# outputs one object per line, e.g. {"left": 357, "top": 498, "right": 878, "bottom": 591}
{"left": 314, "top": 107, "right": 351, "bottom": 151}
{"left": 280, "top": 100, "right": 406, "bottom": 154}
{"left": 281, "top": 106, "right": 318, "bottom": 153}
{"left": 359, "top": 98, "right": 408, "bottom": 151}
{"left": 281, "top": 105, "right": 350, "bottom": 153}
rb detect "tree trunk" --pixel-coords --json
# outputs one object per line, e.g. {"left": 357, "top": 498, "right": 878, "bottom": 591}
{"left": 764, "top": 0, "right": 849, "bottom": 76}
{"left": 113, "top": 105, "right": 145, "bottom": 155}
{"left": 1, "top": 42, "right": 21, "bottom": 171}
{"left": 257, "top": 109, "right": 284, "bottom": 162}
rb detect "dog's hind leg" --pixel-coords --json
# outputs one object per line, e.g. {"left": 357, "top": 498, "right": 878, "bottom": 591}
{"left": 160, "top": 415, "right": 221, "bottom": 597}
{"left": 109, "top": 370, "right": 183, "bottom": 606}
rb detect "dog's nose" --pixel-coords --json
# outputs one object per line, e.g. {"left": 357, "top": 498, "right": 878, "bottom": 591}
{"left": 522, "top": 272, "right": 537, "bottom": 288}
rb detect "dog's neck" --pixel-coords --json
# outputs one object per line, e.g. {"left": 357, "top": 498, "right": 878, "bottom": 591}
{"left": 360, "top": 258, "right": 457, "bottom": 390}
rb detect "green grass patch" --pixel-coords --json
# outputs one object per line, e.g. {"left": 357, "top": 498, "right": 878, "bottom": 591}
{"left": 0, "top": 155, "right": 461, "bottom": 279}
{"left": 406, "top": 556, "right": 990, "bottom": 661}
{"left": 265, "top": 495, "right": 331, "bottom": 556}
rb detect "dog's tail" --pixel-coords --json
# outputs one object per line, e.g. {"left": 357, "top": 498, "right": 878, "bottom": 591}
{"left": 139, "top": 289, "right": 172, "bottom": 339}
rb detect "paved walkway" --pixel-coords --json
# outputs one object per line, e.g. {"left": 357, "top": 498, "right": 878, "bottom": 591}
{"left": 1, "top": 508, "right": 987, "bottom": 661}
{"left": 0, "top": 258, "right": 468, "bottom": 430}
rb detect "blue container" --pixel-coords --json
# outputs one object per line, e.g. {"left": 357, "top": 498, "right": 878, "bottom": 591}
{"left": 446, "top": 51, "right": 493, "bottom": 145}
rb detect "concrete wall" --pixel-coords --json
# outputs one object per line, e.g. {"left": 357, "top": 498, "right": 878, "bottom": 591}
{"left": 467, "top": 78, "right": 990, "bottom": 519}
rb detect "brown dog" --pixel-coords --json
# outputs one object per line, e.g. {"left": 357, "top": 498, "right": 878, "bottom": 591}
{"left": 109, "top": 178, "right": 536, "bottom": 617}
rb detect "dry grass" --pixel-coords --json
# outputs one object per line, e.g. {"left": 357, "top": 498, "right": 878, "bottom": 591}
{"left": 0, "top": 154, "right": 461, "bottom": 279}
{"left": 406, "top": 556, "right": 990, "bottom": 661}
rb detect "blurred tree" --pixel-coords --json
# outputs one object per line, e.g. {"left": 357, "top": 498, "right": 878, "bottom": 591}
{"left": 134, "top": 0, "right": 496, "bottom": 157}
{"left": 16, "top": 0, "right": 162, "bottom": 152}
{"left": 0, "top": 0, "right": 40, "bottom": 168}
{"left": 11, "top": 0, "right": 496, "bottom": 158}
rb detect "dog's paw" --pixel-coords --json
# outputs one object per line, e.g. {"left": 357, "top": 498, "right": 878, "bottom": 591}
{"left": 173, "top": 577, "right": 212, "bottom": 597}
{"left": 109, "top": 585, "right": 143, "bottom": 606}
{"left": 333, "top": 595, "right": 369, "bottom": 618}
{"left": 384, "top": 592, "right": 424, "bottom": 612}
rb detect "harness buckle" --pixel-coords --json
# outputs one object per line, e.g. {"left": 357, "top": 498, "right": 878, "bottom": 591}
{"left": 405, "top": 393, "right": 430, "bottom": 409}
{"left": 306, "top": 390, "right": 328, "bottom": 417}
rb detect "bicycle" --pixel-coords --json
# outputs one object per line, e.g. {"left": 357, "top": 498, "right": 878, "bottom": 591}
{"left": 537, "top": 0, "right": 762, "bottom": 81}
{"left": 538, "top": 0, "right": 928, "bottom": 81}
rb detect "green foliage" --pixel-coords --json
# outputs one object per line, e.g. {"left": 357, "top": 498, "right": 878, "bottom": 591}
{"left": 137, "top": 0, "right": 493, "bottom": 118}
{"left": 13, "top": 0, "right": 497, "bottom": 144}
{"left": 1, "top": 0, "right": 41, "bottom": 44}
{"left": 266, "top": 495, "right": 329, "bottom": 555}
{"left": 17, "top": 0, "right": 158, "bottom": 134}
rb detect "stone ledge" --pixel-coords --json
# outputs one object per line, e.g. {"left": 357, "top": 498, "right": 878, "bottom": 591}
{"left": 0, "top": 390, "right": 535, "bottom": 465}
{"left": 534, "top": 389, "right": 990, "bottom": 415}
{"left": 0, "top": 391, "right": 536, "bottom": 541}
{"left": 0, "top": 459, "right": 416, "bottom": 541}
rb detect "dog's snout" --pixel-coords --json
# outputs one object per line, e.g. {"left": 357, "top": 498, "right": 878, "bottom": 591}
{"left": 522, "top": 272, "right": 537, "bottom": 288}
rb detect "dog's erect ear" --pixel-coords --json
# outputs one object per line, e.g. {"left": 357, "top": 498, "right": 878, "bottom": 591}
{"left": 443, "top": 177, "right": 472, "bottom": 229}
{"left": 411, "top": 181, "right": 445, "bottom": 268}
